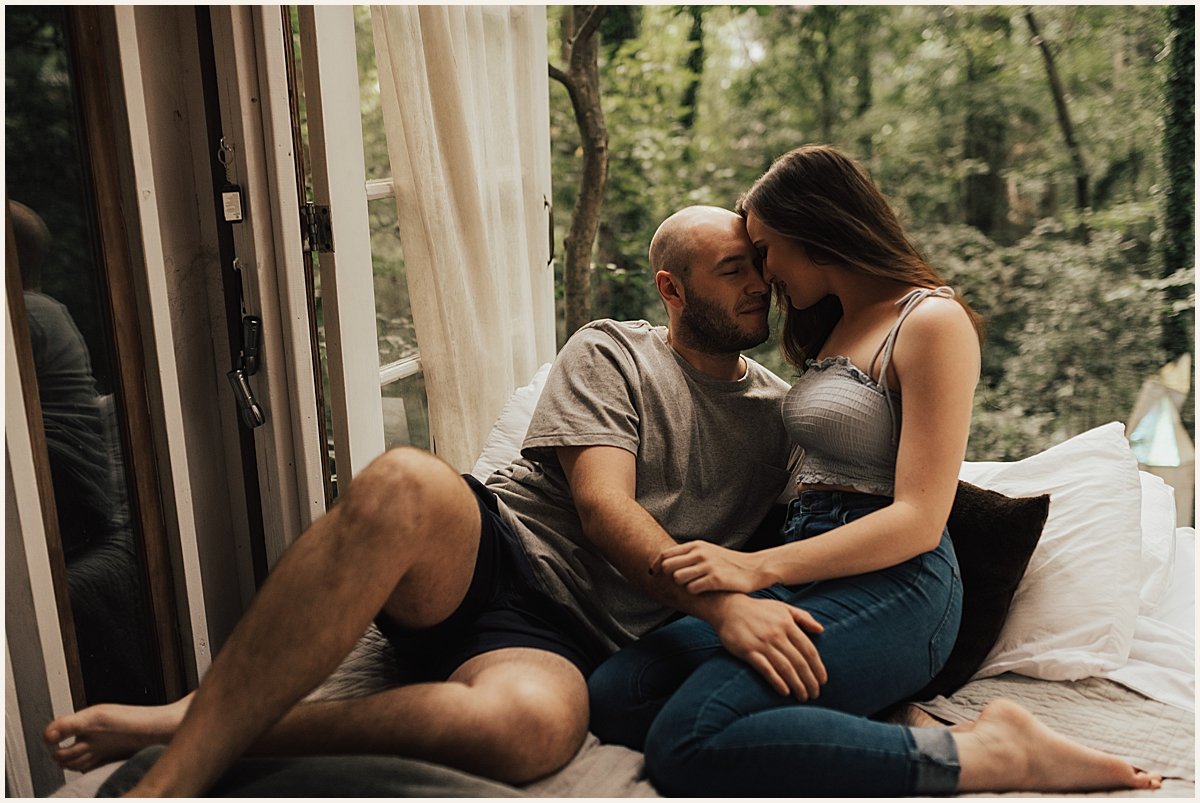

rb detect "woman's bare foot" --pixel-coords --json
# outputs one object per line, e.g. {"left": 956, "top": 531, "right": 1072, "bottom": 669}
{"left": 954, "top": 698, "right": 1162, "bottom": 793}
{"left": 42, "top": 695, "right": 191, "bottom": 773}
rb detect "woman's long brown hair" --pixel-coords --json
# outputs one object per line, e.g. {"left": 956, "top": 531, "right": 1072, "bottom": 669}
{"left": 736, "top": 145, "right": 984, "bottom": 370}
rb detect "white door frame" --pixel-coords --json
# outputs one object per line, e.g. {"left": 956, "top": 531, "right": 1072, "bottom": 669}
{"left": 208, "top": 5, "right": 333, "bottom": 560}
{"left": 211, "top": 4, "right": 386, "bottom": 529}
{"left": 296, "top": 4, "right": 386, "bottom": 484}
{"left": 5, "top": 291, "right": 77, "bottom": 795}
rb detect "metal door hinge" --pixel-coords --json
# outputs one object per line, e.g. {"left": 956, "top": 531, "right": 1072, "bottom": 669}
{"left": 301, "top": 203, "right": 334, "bottom": 253}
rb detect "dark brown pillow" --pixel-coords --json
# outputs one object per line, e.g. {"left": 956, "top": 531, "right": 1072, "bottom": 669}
{"left": 911, "top": 480, "right": 1050, "bottom": 701}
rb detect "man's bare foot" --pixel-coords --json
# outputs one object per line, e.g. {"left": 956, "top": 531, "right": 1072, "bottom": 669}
{"left": 954, "top": 698, "right": 1163, "bottom": 793}
{"left": 42, "top": 696, "right": 190, "bottom": 773}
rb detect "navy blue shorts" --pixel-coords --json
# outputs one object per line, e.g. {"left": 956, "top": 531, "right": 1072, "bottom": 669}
{"left": 374, "top": 474, "right": 608, "bottom": 681}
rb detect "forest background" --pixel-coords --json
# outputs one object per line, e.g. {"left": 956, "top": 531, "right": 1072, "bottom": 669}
{"left": 10, "top": 5, "right": 1190, "bottom": 466}
{"left": 545, "top": 4, "right": 1195, "bottom": 462}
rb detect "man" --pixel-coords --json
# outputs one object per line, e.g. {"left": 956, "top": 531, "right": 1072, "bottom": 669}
{"left": 12, "top": 200, "right": 160, "bottom": 707}
{"left": 45, "top": 206, "right": 822, "bottom": 796}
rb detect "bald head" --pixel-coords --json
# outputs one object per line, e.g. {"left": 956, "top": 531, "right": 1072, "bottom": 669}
{"left": 649, "top": 205, "right": 741, "bottom": 280}
{"left": 9, "top": 200, "right": 50, "bottom": 288}
{"left": 650, "top": 205, "right": 770, "bottom": 362}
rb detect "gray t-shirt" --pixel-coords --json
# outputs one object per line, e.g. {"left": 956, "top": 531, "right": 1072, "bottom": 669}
{"left": 486, "top": 319, "right": 794, "bottom": 653}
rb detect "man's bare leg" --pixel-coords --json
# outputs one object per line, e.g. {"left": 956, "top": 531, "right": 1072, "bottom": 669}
{"left": 96, "top": 447, "right": 488, "bottom": 797}
{"left": 47, "top": 648, "right": 588, "bottom": 786}
{"left": 953, "top": 699, "right": 1162, "bottom": 792}
{"left": 256, "top": 648, "right": 589, "bottom": 783}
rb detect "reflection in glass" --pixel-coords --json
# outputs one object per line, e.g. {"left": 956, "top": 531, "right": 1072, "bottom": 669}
{"left": 6, "top": 6, "right": 163, "bottom": 705}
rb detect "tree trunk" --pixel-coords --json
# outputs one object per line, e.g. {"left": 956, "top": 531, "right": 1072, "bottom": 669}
{"left": 963, "top": 50, "right": 1008, "bottom": 237}
{"left": 958, "top": 10, "right": 1011, "bottom": 238}
{"left": 1024, "top": 8, "right": 1090, "bottom": 217}
{"left": 1160, "top": 4, "right": 1195, "bottom": 365}
{"left": 811, "top": 7, "right": 840, "bottom": 143}
{"left": 680, "top": 6, "right": 704, "bottom": 133}
{"left": 851, "top": 9, "right": 875, "bottom": 157}
{"left": 549, "top": 6, "right": 610, "bottom": 338}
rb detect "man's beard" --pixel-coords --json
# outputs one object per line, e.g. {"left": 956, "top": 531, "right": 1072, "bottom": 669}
{"left": 677, "top": 290, "right": 769, "bottom": 354}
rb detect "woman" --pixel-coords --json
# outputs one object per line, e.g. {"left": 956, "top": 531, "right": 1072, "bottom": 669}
{"left": 587, "top": 145, "right": 1160, "bottom": 796}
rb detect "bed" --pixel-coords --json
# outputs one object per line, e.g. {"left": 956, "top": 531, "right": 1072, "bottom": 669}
{"left": 53, "top": 366, "right": 1195, "bottom": 797}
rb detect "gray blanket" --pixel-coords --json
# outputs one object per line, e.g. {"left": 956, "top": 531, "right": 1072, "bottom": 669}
{"left": 53, "top": 626, "right": 1194, "bottom": 797}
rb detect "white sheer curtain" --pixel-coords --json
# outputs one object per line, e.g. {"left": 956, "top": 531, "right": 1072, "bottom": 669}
{"left": 370, "top": 5, "right": 557, "bottom": 471}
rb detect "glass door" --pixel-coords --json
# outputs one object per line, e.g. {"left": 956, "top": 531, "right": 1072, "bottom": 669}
{"left": 287, "top": 5, "right": 432, "bottom": 498}
{"left": 5, "top": 6, "right": 183, "bottom": 706}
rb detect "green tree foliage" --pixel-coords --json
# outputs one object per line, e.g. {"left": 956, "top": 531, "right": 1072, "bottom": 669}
{"left": 547, "top": 4, "right": 1187, "bottom": 459}
{"left": 551, "top": 6, "right": 705, "bottom": 337}
{"left": 929, "top": 222, "right": 1166, "bottom": 458}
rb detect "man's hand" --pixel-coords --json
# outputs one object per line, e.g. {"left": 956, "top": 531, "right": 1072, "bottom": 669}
{"left": 558, "top": 445, "right": 825, "bottom": 698}
{"left": 704, "top": 594, "right": 827, "bottom": 699}
{"left": 652, "top": 541, "right": 776, "bottom": 594}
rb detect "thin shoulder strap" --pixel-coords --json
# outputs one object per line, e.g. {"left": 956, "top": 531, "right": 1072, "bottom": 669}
{"left": 868, "top": 285, "right": 956, "bottom": 443}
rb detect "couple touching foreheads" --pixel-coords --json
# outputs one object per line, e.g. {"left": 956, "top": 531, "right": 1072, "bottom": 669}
{"left": 45, "top": 145, "right": 1158, "bottom": 797}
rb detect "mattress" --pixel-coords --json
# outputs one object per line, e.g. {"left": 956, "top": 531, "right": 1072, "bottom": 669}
{"left": 53, "top": 624, "right": 1194, "bottom": 797}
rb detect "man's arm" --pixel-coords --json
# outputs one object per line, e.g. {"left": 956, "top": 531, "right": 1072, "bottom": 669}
{"left": 558, "top": 445, "right": 827, "bottom": 699}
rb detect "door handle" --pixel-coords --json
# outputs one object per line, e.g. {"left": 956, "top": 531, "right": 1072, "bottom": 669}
{"left": 228, "top": 314, "right": 265, "bottom": 429}
{"left": 227, "top": 367, "right": 265, "bottom": 429}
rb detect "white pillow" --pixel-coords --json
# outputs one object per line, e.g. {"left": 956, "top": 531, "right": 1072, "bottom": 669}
{"left": 959, "top": 421, "right": 1142, "bottom": 682}
{"left": 1138, "top": 471, "right": 1178, "bottom": 614}
{"left": 470, "top": 363, "right": 552, "bottom": 482}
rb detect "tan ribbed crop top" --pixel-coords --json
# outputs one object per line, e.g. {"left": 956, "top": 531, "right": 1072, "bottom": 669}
{"left": 782, "top": 287, "right": 955, "bottom": 496}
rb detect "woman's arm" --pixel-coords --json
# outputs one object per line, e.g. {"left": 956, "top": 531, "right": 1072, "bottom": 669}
{"left": 657, "top": 298, "right": 980, "bottom": 593}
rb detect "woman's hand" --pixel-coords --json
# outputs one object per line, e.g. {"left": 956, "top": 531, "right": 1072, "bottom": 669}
{"left": 651, "top": 541, "right": 776, "bottom": 593}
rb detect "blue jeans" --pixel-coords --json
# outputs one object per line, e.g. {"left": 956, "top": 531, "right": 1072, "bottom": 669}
{"left": 588, "top": 491, "right": 963, "bottom": 796}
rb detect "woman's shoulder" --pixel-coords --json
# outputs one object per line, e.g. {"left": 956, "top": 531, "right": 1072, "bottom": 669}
{"left": 892, "top": 291, "right": 981, "bottom": 370}
{"left": 901, "top": 290, "right": 973, "bottom": 334}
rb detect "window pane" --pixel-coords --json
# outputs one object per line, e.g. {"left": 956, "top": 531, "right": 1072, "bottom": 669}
{"left": 382, "top": 373, "right": 431, "bottom": 451}
{"left": 355, "top": 8, "right": 418, "bottom": 371}
{"left": 354, "top": 6, "right": 389, "bottom": 183}
{"left": 368, "top": 197, "right": 418, "bottom": 366}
